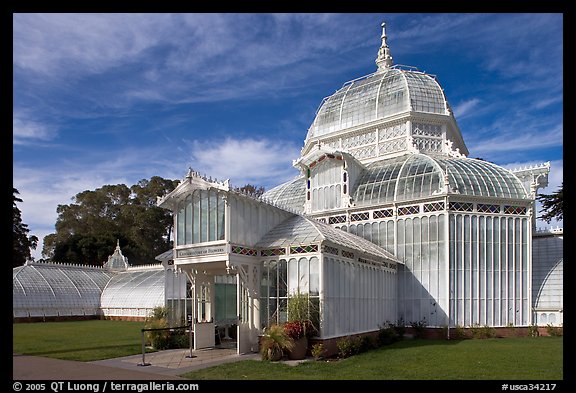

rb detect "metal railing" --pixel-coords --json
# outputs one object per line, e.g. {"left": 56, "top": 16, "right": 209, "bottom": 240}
{"left": 138, "top": 324, "right": 193, "bottom": 366}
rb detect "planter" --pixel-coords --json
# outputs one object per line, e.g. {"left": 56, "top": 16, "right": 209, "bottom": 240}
{"left": 267, "top": 347, "right": 283, "bottom": 361}
{"left": 288, "top": 337, "right": 308, "bottom": 360}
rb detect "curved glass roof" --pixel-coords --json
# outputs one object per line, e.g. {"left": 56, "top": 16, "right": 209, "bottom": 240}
{"left": 256, "top": 214, "right": 400, "bottom": 262}
{"left": 262, "top": 175, "right": 306, "bottom": 213}
{"left": 100, "top": 268, "right": 165, "bottom": 310}
{"left": 352, "top": 154, "right": 528, "bottom": 206}
{"left": 13, "top": 263, "right": 113, "bottom": 318}
{"left": 307, "top": 68, "right": 449, "bottom": 140}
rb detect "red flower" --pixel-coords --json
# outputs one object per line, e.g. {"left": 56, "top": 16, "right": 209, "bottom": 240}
{"left": 284, "top": 320, "right": 316, "bottom": 340}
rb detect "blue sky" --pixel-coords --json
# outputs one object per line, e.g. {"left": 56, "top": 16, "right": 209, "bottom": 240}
{"left": 13, "top": 13, "right": 563, "bottom": 260}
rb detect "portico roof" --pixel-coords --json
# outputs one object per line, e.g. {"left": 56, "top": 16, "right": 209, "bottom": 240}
{"left": 256, "top": 214, "right": 401, "bottom": 263}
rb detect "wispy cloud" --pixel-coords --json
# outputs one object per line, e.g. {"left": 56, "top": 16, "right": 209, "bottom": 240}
{"left": 188, "top": 137, "right": 301, "bottom": 189}
{"left": 13, "top": 113, "right": 57, "bottom": 145}
{"left": 452, "top": 98, "right": 481, "bottom": 119}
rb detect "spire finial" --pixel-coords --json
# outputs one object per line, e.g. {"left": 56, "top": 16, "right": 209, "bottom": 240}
{"left": 375, "top": 21, "right": 393, "bottom": 71}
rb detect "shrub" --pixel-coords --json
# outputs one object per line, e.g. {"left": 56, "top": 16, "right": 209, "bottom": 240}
{"left": 336, "top": 336, "right": 361, "bottom": 358}
{"left": 359, "top": 335, "right": 377, "bottom": 352}
{"left": 389, "top": 318, "right": 406, "bottom": 339}
{"left": 410, "top": 319, "right": 427, "bottom": 338}
{"left": 144, "top": 306, "right": 190, "bottom": 350}
{"left": 169, "top": 331, "right": 190, "bottom": 348}
{"left": 528, "top": 324, "right": 540, "bottom": 337}
{"left": 144, "top": 317, "right": 170, "bottom": 349}
{"left": 449, "top": 325, "right": 468, "bottom": 340}
{"left": 470, "top": 324, "right": 496, "bottom": 339}
{"left": 546, "top": 324, "right": 562, "bottom": 337}
{"left": 377, "top": 325, "right": 397, "bottom": 346}
{"left": 311, "top": 342, "right": 325, "bottom": 360}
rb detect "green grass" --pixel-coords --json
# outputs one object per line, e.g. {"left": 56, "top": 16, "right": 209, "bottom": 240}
{"left": 180, "top": 337, "right": 563, "bottom": 380}
{"left": 13, "top": 321, "right": 563, "bottom": 380}
{"left": 13, "top": 320, "right": 149, "bottom": 361}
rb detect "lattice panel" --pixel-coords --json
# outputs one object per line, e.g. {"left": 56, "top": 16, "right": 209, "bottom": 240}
{"left": 350, "top": 212, "right": 370, "bottom": 222}
{"left": 231, "top": 246, "right": 258, "bottom": 256}
{"left": 449, "top": 202, "right": 474, "bottom": 212}
{"left": 373, "top": 209, "right": 394, "bottom": 219}
{"left": 324, "top": 245, "right": 339, "bottom": 255}
{"left": 397, "top": 205, "right": 420, "bottom": 216}
{"left": 342, "top": 131, "right": 377, "bottom": 149}
{"left": 477, "top": 204, "right": 501, "bottom": 214}
{"left": 412, "top": 123, "right": 442, "bottom": 137}
{"left": 379, "top": 124, "right": 407, "bottom": 141}
{"left": 261, "top": 248, "right": 286, "bottom": 256}
{"left": 504, "top": 205, "right": 527, "bottom": 215}
{"left": 379, "top": 139, "right": 407, "bottom": 154}
{"left": 290, "top": 245, "right": 319, "bottom": 254}
{"left": 349, "top": 145, "right": 376, "bottom": 159}
{"left": 328, "top": 215, "right": 347, "bottom": 224}
{"left": 341, "top": 250, "right": 355, "bottom": 259}
{"left": 423, "top": 202, "right": 445, "bottom": 212}
{"left": 414, "top": 137, "right": 443, "bottom": 152}
{"left": 326, "top": 140, "right": 340, "bottom": 149}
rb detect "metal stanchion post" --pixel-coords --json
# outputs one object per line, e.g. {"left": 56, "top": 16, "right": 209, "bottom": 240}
{"left": 186, "top": 316, "right": 196, "bottom": 358}
{"left": 138, "top": 329, "right": 151, "bottom": 366}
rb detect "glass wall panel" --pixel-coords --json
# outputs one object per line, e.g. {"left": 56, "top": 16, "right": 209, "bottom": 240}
{"left": 185, "top": 196, "right": 192, "bottom": 244}
{"left": 177, "top": 204, "right": 185, "bottom": 246}
{"left": 175, "top": 189, "right": 227, "bottom": 246}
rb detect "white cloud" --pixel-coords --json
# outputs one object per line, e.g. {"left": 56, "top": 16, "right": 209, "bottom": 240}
{"left": 13, "top": 114, "right": 57, "bottom": 145}
{"left": 452, "top": 98, "right": 480, "bottom": 119}
{"left": 188, "top": 137, "right": 301, "bottom": 190}
{"left": 469, "top": 124, "right": 562, "bottom": 155}
{"left": 13, "top": 13, "right": 171, "bottom": 75}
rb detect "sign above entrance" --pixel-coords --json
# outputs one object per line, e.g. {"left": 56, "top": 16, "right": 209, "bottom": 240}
{"left": 177, "top": 245, "right": 226, "bottom": 258}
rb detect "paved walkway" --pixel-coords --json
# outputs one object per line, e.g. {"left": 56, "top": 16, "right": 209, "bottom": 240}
{"left": 13, "top": 342, "right": 261, "bottom": 380}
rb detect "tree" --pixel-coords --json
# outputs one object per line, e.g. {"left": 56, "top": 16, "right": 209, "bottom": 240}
{"left": 536, "top": 182, "right": 563, "bottom": 223}
{"left": 42, "top": 177, "right": 178, "bottom": 266}
{"left": 13, "top": 188, "right": 38, "bottom": 268}
{"left": 238, "top": 183, "right": 265, "bottom": 197}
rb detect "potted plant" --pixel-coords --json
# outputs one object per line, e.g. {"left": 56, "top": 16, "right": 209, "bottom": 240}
{"left": 284, "top": 319, "right": 315, "bottom": 360}
{"left": 259, "top": 324, "right": 294, "bottom": 361}
{"left": 284, "top": 291, "right": 318, "bottom": 360}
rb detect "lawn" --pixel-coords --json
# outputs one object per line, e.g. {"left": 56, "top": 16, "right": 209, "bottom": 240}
{"left": 12, "top": 320, "right": 148, "bottom": 361}
{"left": 12, "top": 321, "right": 563, "bottom": 380}
{"left": 180, "top": 336, "right": 563, "bottom": 380}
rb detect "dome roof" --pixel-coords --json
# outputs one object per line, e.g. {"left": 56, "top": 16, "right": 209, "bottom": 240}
{"left": 13, "top": 262, "right": 113, "bottom": 318}
{"left": 352, "top": 154, "right": 529, "bottom": 206}
{"left": 307, "top": 67, "right": 451, "bottom": 141}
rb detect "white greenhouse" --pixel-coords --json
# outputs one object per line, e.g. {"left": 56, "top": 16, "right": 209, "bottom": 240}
{"left": 13, "top": 22, "right": 562, "bottom": 356}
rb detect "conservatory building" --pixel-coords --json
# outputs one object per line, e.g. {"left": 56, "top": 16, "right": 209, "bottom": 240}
{"left": 155, "top": 23, "right": 557, "bottom": 354}
{"left": 13, "top": 22, "right": 561, "bottom": 355}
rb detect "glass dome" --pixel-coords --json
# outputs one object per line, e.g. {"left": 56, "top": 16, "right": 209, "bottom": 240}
{"left": 307, "top": 67, "right": 450, "bottom": 141}
{"left": 352, "top": 154, "right": 529, "bottom": 206}
{"left": 100, "top": 268, "right": 165, "bottom": 311}
{"left": 13, "top": 263, "right": 113, "bottom": 318}
{"left": 262, "top": 175, "right": 306, "bottom": 213}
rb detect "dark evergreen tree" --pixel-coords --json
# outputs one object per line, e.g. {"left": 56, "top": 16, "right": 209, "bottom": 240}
{"left": 536, "top": 182, "right": 563, "bottom": 223}
{"left": 13, "top": 188, "right": 38, "bottom": 268}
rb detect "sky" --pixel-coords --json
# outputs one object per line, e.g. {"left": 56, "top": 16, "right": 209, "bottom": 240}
{"left": 12, "top": 13, "right": 564, "bottom": 261}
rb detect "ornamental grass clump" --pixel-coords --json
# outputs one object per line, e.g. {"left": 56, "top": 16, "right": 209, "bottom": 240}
{"left": 260, "top": 324, "right": 294, "bottom": 361}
